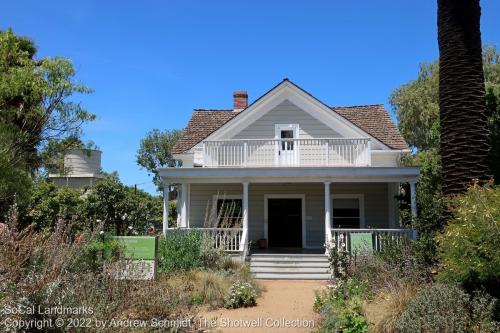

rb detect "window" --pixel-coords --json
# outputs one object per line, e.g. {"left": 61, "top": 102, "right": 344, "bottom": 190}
{"left": 332, "top": 195, "right": 364, "bottom": 228}
{"left": 215, "top": 198, "right": 242, "bottom": 227}
{"left": 280, "top": 129, "right": 294, "bottom": 150}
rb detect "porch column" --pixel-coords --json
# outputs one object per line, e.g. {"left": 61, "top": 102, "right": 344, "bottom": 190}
{"left": 324, "top": 182, "right": 332, "bottom": 244}
{"left": 409, "top": 181, "right": 417, "bottom": 222}
{"left": 242, "top": 182, "right": 249, "bottom": 232}
{"left": 162, "top": 184, "right": 170, "bottom": 237}
{"left": 180, "top": 183, "right": 188, "bottom": 228}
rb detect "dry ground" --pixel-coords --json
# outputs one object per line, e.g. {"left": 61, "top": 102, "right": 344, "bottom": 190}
{"left": 198, "top": 280, "right": 327, "bottom": 333}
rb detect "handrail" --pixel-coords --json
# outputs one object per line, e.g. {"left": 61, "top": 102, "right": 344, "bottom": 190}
{"left": 204, "top": 137, "right": 371, "bottom": 142}
{"left": 203, "top": 137, "right": 371, "bottom": 167}
{"left": 328, "top": 228, "right": 417, "bottom": 252}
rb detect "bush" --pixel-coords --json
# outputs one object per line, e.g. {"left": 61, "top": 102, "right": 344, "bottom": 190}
{"left": 224, "top": 281, "right": 257, "bottom": 309}
{"left": 346, "top": 240, "right": 429, "bottom": 296}
{"left": 158, "top": 229, "right": 204, "bottom": 272}
{"left": 0, "top": 212, "right": 196, "bottom": 332}
{"left": 396, "top": 284, "right": 498, "bottom": 333}
{"left": 437, "top": 183, "right": 500, "bottom": 296}
{"left": 314, "top": 278, "right": 369, "bottom": 333}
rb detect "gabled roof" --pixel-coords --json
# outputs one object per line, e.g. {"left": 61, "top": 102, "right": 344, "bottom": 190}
{"left": 172, "top": 110, "right": 236, "bottom": 154}
{"left": 172, "top": 80, "right": 409, "bottom": 154}
{"left": 332, "top": 105, "right": 408, "bottom": 150}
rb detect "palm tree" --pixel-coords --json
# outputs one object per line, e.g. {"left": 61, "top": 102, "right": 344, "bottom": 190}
{"left": 438, "top": 0, "right": 492, "bottom": 196}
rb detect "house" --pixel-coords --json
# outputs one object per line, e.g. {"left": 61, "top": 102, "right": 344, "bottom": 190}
{"left": 159, "top": 79, "right": 419, "bottom": 278}
{"left": 49, "top": 149, "right": 106, "bottom": 188}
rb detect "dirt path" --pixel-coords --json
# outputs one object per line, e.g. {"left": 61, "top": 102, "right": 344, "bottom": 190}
{"left": 199, "top": 280, "right": 327, "bottom": 333}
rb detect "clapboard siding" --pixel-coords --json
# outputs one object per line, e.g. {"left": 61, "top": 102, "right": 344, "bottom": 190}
{"left": 189, "top": 183, "right": 390, "bottom": 248}
{"left": 233, "top": 100, "right": 341, "bottom": 139}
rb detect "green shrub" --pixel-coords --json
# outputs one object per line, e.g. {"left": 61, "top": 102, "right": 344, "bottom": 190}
{"left": 396, "top": 283, "right": 498, "bottom": 333}
{"left": 224, "top": 281, "right": 257, "bottom": 309}
{"left": 158, "top": 229, "right": 204, "bottom": 272}
{"left": 199, "top": 237, "right": 233, "bottom": 271}
{"left": 314, "top": 278, "right": 369, "bottom": 333}
{"left": 437, "top": 183, "right": 500, "bottom": 296}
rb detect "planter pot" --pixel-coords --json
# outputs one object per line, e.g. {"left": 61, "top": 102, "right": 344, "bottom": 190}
{"left": 258, "top": 238, "right": 268, "bottom": 249}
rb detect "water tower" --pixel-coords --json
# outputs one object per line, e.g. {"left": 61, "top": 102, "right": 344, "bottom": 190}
{"left": 49, "top": 149, "right": 106, "bottom": 188}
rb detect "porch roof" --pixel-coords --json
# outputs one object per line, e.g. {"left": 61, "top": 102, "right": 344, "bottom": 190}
{"left": 159, "top": 166, "right": 420, "bottom": 184}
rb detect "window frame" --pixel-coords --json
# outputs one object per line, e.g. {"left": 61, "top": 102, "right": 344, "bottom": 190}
{"left": 211, "top": 194, "right": 243, "bottom": 227}
{"left": 331, "top": 194, "right": 365, "bottom": 228}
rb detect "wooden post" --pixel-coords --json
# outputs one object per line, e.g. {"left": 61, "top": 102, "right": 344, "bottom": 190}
{"left": 242, "top": 182, "right": 249, "bottom": 233}
{"left": 162, "top": 184, "right": 170, "bottom": 237}
{"left": 410, "top": 181, "right": 417, "bottom": 224}
{"left": 324, "top": 181, "right": 332, "bottom": 246}
{"left": 181, "top": 183, "right": 188, "bottom": 228}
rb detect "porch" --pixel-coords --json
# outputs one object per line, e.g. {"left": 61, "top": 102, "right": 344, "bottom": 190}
{"left": 159, "top": 167, "right": 419, "bottom": 260}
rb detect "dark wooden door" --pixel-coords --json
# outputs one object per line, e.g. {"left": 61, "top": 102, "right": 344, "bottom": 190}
{"left": 268, "top": 198, "right": 302, "bottom": 248}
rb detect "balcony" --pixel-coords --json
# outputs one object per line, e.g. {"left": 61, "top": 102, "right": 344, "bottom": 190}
{"left": 200, "top": 138, "right": 371, "bottom": 167}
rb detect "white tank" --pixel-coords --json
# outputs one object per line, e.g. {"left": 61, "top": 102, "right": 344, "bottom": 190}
{"left": 64, "top": 149, "right": 102, "bottom": 175}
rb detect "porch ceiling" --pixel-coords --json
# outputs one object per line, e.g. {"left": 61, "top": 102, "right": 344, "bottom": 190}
{"left": 158, "top": 166, "right": 420, "bottom": 184}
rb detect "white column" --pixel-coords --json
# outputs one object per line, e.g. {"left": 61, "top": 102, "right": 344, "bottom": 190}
{"left": 181, "top": 183, "right": 188, "bottom": 228}
{"left": 162, "top": 184, "right": 170, "bottom": 237}
{"left": 242, "top": 182, "right": 249, "bottom": 232}
{"left": 324, "top": 182, "right": 332, "bottom": 244}
{"left": 410, "top": 181, "right": 417, "bottom": 223}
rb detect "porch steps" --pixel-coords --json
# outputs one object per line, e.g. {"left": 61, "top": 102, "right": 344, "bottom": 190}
{"left": 249, "top": 253, "right": 330, "bottom": 280}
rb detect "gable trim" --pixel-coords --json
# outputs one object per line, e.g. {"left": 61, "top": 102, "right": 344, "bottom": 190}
{"left": 204, "top": 80, "right": 390, "bottom": 150}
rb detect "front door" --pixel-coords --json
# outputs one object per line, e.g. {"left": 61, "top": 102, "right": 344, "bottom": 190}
{"left": 268, "top": 198, "right": 302, "bottom": 248}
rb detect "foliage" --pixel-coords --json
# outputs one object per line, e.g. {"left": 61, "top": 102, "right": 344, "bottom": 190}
{"left": 81, "top": 173, "right": 163, "bottom": 235}
{"left": 224, "top": 281, "right": 257, "bottom": 309}
{"left": 396, "top": 284, "right": 498, "bottom": 333}
{"left": 157, "top": 229, "right": 204, "bottom": 273}
{"left": 0, "top": 29, "right": 94, "bottom": 214}
{"left": 365, "top": 282, "right": 420, "bottom": 333}
{"left": 27, "top": 180, "right": 84, "bottom": 230}
{"left": 325, "top": 235, "right": 349, "bottom": 281}
{"left": 390, "top": 62, "right": 440, "bottom": 151}
{"left": 136, "top": 128, "right": 182, "bottom": 190}
{"left": 314, "top": 278, "right": 369, "bottom": 333}
{"left": 0, "top": 211, "right": 196, "bottom": 332}
{"left": 437, "top": 183, "right": 500, "bottom": 297}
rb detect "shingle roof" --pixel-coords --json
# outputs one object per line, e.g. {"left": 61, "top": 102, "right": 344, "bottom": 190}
{"left": 172, "top": 104, "right": 408, "bottom": 154}
{"left": 332, "top": 104, "right": 409, "bottom": 150}
{"left": 172, "top": 110, "right": 236, "bottom": 154}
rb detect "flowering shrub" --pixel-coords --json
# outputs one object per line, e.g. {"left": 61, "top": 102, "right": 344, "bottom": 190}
{"left": 326, "top": 234, "right": 350, "bottom": 281}
{"left": 224, "top": 281, "right": 257, "bottom": 309}
{"left": 314, "top": 278, "right": 369, "bottom": 333}
{"left": 437, "top": 183, "right": 500, "bottom": 296}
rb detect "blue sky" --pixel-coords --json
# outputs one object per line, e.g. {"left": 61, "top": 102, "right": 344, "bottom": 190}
{"left": 2, "top": 1, "right": 499, "bottom": 194}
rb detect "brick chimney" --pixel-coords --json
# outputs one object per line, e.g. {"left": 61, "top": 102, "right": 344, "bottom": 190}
{"left": 233, "top": 91, "right": 248, "bottom": 112}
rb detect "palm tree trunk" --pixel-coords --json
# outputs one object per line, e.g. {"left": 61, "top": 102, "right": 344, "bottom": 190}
{"left": 438, "top": 0, "right": 491, "bottom": 196}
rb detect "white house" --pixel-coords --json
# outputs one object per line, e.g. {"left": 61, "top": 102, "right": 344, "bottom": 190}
{"left": 159, "top": 79, "right": 419, "bottom": 278}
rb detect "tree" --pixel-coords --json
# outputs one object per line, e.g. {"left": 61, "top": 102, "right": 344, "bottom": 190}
{"left": 81, "top": 173, "right": 163, "bottom": 235}
{"left": 136, "top": 129, "right": 182, "bottom": 191}
{"left": 0, "top": 29, "right": 94, "bottom": 214}
{"left": 391, "top": 46, "right": 500, "bottom": 156}
{"left": 27, "top": 180, "right": 84, "bottom": 230}
{"left": 391, "top": 47, "right": 500, "bottom": 243}
{"left": 437, "top": 0, "right": 491, "bottom": 196}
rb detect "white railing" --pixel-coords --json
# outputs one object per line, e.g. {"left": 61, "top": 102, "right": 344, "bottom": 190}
{"left": 203, "top": 138, "right": 371, "bottom": 167}
{"left": 330, "top": 228, "right": 417, "bottom": 252}
{"left": 167, "top": 228, "right": 243, "bottom": 252}
{"left": 198, "top": 227, "right": 243, "bottom": 252}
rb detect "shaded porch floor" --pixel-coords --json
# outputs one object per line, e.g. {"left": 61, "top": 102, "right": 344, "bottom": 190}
{"left": 250, "top": 247, "right": 325, "bottom": 255}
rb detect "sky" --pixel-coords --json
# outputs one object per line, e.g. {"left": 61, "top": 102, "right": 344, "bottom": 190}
{"left": 2, "top": 1, "right": 499, "bottom": 194}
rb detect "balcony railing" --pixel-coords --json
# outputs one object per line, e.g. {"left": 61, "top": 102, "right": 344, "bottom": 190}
{"left": 202, "top": 138, "right": 371, "bottom": 167}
